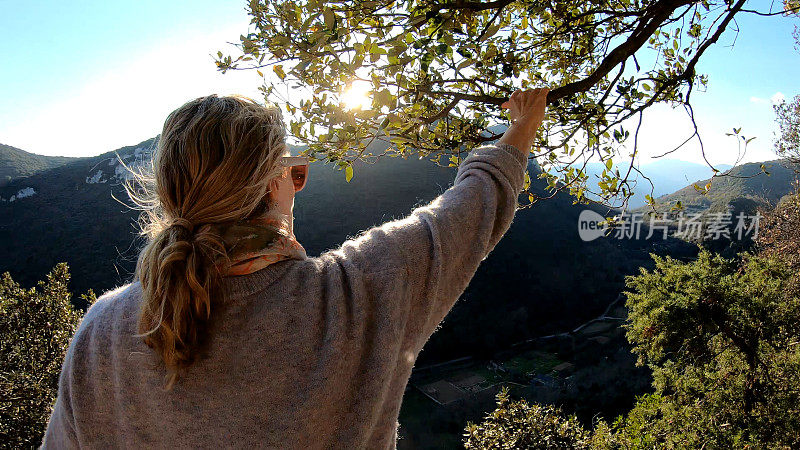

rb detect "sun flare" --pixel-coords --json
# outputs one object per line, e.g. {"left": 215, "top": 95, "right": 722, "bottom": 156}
{"left": 341, "top": 81, "right": 372, "bottom": 110}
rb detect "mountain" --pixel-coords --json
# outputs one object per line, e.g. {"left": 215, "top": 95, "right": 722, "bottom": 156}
{"left": 0, "top": 137, "right": 696, "bottom": 365}
{"left": 0, "top": 138, "right": 158, "bottom": 300}
{"left": 642, "top": 159, "right": 799, "bottom": 214}
{"left": 584, "top": 159, "right": 734, "bottom": 209}
{"left": 0, "top": 143, "right": 79, "bottom": 187}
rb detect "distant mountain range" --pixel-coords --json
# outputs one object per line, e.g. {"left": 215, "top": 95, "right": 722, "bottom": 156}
{"left": 584, "top": 159, "right": 734, "bottom": 209}
{"left": 0, "top": 143, "right": 78, "bottom": 187}
{"left": 3, "top": 137, "right": 762, "bottom": 365}
{"left": 640, "top": 159, "right": 799, "bottom": 214}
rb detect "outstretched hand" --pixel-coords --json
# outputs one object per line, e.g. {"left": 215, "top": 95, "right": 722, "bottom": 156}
{"left": 498, "top": 88, "right": 550, "bottom": 153}
{"left": 501, "top": 88, "right": 549, "bottom": 128}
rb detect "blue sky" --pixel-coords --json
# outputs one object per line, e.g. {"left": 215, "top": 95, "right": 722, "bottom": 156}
{"left": 0, "top": 1, "right": 798, "bottom": 166}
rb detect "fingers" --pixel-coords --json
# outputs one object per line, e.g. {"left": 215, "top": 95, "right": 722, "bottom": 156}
{"left": 504, "top": 88, "right": 549, "bottom": 115}
{"left": 501, "top": 87, "right": 550, "bottom": 135}
{"left": 507, "top": 88, "right": 547, "bottom": 103}
{"left": 501, "top": 91, "right": 519, "bottom": 109}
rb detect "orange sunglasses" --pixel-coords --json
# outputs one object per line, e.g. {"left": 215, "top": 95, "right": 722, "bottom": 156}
{"left": 279, "top": 156, "right": 309, "bottom": 192}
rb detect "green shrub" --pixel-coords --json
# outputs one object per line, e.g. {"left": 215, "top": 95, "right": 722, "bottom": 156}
{"left": 618, "top": 251, "right": 800, "bottom": 448}
{"left": 0, "top": 264, "right": 94, "bottom": 448}
{"left": 463, "top": 387, "right": 592, "bottom": 449}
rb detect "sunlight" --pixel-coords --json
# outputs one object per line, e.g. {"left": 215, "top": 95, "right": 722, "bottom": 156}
{"left": 341, "top": 80, "right": 372, "bottom": 110}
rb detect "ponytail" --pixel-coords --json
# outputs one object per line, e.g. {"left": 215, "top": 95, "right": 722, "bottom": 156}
{"left": 135, "top": 219, "right": 227, "bottom": 388}
{"left": 127, "top": 94, "right": 287, "bottom": 387}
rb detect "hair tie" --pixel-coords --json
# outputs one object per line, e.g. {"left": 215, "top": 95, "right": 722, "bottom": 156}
{"left": 170, "top": 217, "right": 194, "bottom": 233}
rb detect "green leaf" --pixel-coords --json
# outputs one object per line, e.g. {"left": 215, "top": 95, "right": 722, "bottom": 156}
{"left": 324, "top": 9, "right": 335, "bottom": 29}
{"left": 345, "top": 164, "right": 354, "bottom": 182}
{"left": 479, "top": 24, "right": 501, "bottom": 42}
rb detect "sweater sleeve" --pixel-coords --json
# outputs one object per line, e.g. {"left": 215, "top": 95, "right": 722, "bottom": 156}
{"left": 325, "top": 142, "right": 528, "bottom": 354}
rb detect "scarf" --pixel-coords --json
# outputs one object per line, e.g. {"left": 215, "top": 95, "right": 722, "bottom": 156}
{"left": 212, "top": 210, "right": 307, "bottom": 277}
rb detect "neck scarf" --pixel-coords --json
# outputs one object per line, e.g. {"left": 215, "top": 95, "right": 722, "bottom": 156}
{"left": 213, "top": 210, "right": 307, "bottom": 277}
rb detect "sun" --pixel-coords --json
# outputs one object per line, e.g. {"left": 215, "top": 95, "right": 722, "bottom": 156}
{"left": 341, "top": 81, "right": 372, "bottom": 110}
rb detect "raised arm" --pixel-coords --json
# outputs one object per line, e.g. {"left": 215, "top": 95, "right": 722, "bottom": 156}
{"left": 323, "top": 88, "right": 549, "bottom": 353}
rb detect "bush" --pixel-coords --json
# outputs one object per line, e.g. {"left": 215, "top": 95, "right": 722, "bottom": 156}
{"left": 463, "top": 387, "right": 592, "bottom": 449}
{"left": 618, "top": 250, "right": 800, "bottom": 448}
{"left": 0, "top": 264, "right": 94, "bottom": 448}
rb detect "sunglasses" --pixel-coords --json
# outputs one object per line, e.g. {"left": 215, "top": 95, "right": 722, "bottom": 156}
{"left": 279, "top": 156, "right": 310, "bottom": 192}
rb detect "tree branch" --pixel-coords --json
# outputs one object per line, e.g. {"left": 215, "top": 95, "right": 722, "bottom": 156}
{"left": 547, "top": 0, "right": 694, "bottom": 105}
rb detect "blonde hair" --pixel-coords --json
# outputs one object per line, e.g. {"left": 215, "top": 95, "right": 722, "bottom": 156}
{"left": 126, "top": 94, "right": 287, "bottom": 387}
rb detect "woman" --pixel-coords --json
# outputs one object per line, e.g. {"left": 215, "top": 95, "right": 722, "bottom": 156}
{"left": 43, "top": 88, "right": 549, "bottom": 448}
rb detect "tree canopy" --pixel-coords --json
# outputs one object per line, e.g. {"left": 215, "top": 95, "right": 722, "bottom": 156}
{"left": 619, "top": 251, "right": 800, "bottom": 447}
{"left": 217, "top": 0, "right": 799, "bottom": 206}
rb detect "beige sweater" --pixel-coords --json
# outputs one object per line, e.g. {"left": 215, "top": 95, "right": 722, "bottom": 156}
{"left": 42, "top": 142, "right": 526, "bottom": 449}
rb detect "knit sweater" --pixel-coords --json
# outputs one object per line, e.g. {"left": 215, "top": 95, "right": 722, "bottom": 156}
{"left": 42, "top": 142, "right": 527, "bottom": 449}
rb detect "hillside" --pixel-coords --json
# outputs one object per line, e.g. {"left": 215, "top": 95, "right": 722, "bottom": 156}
{"left": 0, "top": 136, "right": 695, "bottom": 366}
{"left": 0, "top": 136, "right": 703, "bottom": 448}
{"left": 642, "top": 159, "right": 799, "bottom": 214}
{"left": 0, "top": 143, "right": 79, "bottom": 187}
{"left": 0, "top": 138, "right": 158, "bottom": 299}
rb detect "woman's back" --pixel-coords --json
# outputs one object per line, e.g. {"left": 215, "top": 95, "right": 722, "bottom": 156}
{"left": 45, "top": 254, "right": 417, "bottom": 448}
{"left": 42, "top": 89, "right": 548, "bottom": 449}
